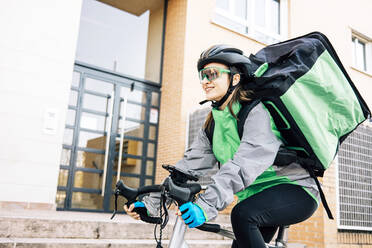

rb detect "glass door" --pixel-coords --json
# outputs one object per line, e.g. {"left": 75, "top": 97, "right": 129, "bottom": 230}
{"left": 108, "top": 86, "right": 159, "bottom": 211}
{"left": 57, "top": 63, "right": 160, "bottom": 212}
{"left": 57, "top": 0, "right": 164, "bottom": 212}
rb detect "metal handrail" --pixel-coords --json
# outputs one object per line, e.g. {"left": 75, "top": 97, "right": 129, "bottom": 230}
{"left": 101, "top": 92, "right": 115, "bottom": 196}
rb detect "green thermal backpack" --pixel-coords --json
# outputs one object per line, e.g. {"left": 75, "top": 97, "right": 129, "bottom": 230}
{"left": 205, "top": 32, "right": 371, "bottom": 219}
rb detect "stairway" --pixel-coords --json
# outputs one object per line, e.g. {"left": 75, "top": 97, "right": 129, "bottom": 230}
{"left": 0, "top": 209, "right": 233, "bottom": 248}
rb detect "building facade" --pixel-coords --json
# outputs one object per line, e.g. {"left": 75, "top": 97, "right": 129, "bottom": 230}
{"left": 1, "top": 0, "right": 372, "bottom": 247}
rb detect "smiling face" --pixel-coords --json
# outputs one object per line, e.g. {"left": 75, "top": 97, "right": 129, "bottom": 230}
{"left": 200, "top": 62, "right": 231, "bottom": 101}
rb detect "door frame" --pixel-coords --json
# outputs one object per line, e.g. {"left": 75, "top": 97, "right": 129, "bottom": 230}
{"left": 57, "top": 61, "right": 161, "bottom": 212}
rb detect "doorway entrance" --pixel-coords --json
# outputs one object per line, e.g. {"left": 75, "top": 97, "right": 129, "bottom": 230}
{"left": 57, "top": 62, "right": 160, "bottom": 212}
{"left": 56, "top": 0, "right": 165, "bottom": 212}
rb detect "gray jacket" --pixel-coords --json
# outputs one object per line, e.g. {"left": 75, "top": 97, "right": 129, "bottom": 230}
{"left": 143, "top": 103, "right": 319, "bottom": 220}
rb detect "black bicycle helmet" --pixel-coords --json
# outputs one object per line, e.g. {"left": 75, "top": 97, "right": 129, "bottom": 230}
{"left": 197, "top": 45, "right": 255, "bottom": 108}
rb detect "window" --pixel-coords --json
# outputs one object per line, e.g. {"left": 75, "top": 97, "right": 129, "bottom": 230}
{"left": 337, "top": 124, "right": 372, "bottom": 231}
{"left": 351, "top": 34, "right": 372, "bottom": 74}
{"left": 214, "top": 0, "right": 288, "bottom": 44}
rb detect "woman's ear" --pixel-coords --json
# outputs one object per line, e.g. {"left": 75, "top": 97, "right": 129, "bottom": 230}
{"left": 232, "top": 74, "right": 240, "bottom": 86}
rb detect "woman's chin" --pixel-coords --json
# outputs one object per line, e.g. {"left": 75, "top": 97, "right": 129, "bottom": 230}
{"left": 205, "top": 93, "right": 217, "bottom": 101}
{"left": 205, "top": 94, "right": 222, "bottom": 102}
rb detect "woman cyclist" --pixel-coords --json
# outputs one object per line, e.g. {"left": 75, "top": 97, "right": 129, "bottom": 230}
{"left": 125, "top": 45, "right": 319, "bottom": 247}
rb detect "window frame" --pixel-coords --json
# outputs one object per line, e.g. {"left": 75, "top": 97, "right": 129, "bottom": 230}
{"left": 213, "top": 0, "right": 288, "bottom": 44}
{"left": 351, "top": 32, "right": 372, "bottom": 75}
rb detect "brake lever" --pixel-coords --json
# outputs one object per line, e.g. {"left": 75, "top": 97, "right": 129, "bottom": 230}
{"left": 110, "top": 189, "right": 119, "bottom": 220}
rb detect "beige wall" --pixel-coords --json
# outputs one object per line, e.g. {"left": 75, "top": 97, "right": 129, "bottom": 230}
{"left": 0, "top": 0, "right": 83, "bottom": 207}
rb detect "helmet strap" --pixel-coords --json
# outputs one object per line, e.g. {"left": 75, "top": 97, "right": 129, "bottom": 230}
{"left": 199, "top": 71, "right": 238, "bottom": 109}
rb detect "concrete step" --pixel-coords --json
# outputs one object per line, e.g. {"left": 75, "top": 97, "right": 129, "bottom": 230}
{"left": 0, "top": 238, "right": 233, "bottom": 248}
{"left": 0, "top": 209, "right": 233, "bottom": 241}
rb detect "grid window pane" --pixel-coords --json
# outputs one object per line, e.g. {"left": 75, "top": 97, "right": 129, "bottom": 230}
{"left": 69, "top": 90, "right": 78, "bottom": 106}
{"left": 82, "top": 93, "right": 111, "bottom": 113}
{"left": 352, "top": 36, "right": 367, "bottom": 71}
{"left": 60, "top": 149, "right": 71, "bottom": 166}
{"left": 66, "top": 109, "right": 76, "bottom": 126}
{"left": 255, "top": 0, "right": 266, "bottom": 27}
{"left": 81, "top": 112, "right": 109, "bottom": 132}
{"left": 56, "top": 191, "right": 66, "bottom": 208}
{"left": 214, "top": 0, "right": 283, "bottom": 44}
{"left": 356, "top": 40, "right": 367, "bottom": 71}
{"left": 146, "top": 160, "right": 154, "bottom": 176}
{"left": 78, "top": 131, "right": 106, "bottom": 149}
{"left": 63, "top": 128, "right": 74, "bottom": 145}
{"left": 151, "top": 92, "right": 160, "bottom": 107}
{"left": 149, "top": 126, "right": 157, "bottom": 140}
{"left": 85, "top": 77, "right": 113, "bottom": 95}
{"left": 147, "top": 143, "right": 155, "bottom": 158}
{"left": 268, "top": 0, "right": 280, "bottom": 34}
{"left": 115, "top": 140, "right": 143, "bottom": 157}
{"left": 235, "top": 0, "right": 247, "bottom": 19}
{"left": 117, "top": 120, "right": 144, "bottom": 139}
{"left": 338, "top": 124, "right": 372, "bottom": 230}
{"left": 120, "top": 88, "right": 146, "bottom": 105}
{"left": 74, "top": 170, "right": 102, "bottom": 189}
{"left": 72, "top": 71, "right": 81, "bottom": 88}
{"left": 125, "top": 104, "right": 146, "bottom": 121}
{"left": 58, "top": 169, "right": 69, "bottom": 187}
{"left": 216, "top": 0, "right": 229, "bottom": 9}
{"left": 71, "top": 192, "right": 102, "bottom": 210}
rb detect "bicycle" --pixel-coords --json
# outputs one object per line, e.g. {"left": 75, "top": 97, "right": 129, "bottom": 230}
{"left": 111, "top": 164, "right": 289, "bottom": 248}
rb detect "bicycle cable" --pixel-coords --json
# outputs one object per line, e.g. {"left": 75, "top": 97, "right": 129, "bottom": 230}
{"left": 154, "top": 187, "right": 170, "bottom": 248}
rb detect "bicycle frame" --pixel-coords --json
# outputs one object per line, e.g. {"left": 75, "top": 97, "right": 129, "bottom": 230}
{"left": 168, "top": 215, "right": 287, "bottom": 248}
{"left": 168, "top": 217, "right": 188, "bottom": 248}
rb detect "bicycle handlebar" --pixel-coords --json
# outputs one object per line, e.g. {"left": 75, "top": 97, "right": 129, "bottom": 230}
{"left": 112, "top": 164, "right": 222, "bottom": 233}
{"left": 114, "top": 180, "right": 163, "bottom": 224}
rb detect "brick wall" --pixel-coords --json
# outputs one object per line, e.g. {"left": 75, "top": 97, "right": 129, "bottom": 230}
{"left": 155, "top": 0, "right": 188, "bottom": 184}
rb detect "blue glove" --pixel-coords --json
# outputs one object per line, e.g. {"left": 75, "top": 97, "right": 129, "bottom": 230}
{"left": 179, "top": 202, "right": 206, "bottom": 228}
{"left": 131, "top": 201, "right": 150, "bottom": 217}
{"left": 133, "top": 201, "right": 145, "bottom": 208}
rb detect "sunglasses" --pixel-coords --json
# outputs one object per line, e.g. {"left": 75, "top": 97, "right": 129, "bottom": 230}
{"left": 198, "top": 67, "right": 231, "bottom": 83}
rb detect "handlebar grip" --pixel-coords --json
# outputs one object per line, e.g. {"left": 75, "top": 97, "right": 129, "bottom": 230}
{"left": 137, "top": 185, "right": 163, "bottom": 195}
{"left": 168, "top": 179, "right": 202, "bottom": 205}
{"left": 116, "top": 180, "right": 162, "bottom": 205}
{"left": 133, "top": 207, "right": 162, "bottom": 224}
{"left": 196, "top": 223, "right": 221, "bottom": 233}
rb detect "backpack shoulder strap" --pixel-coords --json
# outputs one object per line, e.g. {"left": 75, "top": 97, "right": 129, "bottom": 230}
{"left": 237, "top": 99, "right": 261, "bottom": 139}
{"left": 204, "top": 99, "right": 260, "bottom": 145}
{"left": 205, "top": 117, "right": 214, "bottom": 146}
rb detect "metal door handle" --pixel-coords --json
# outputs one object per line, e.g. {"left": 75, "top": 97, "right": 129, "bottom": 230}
{"left": 101, "top": 92, "right": 115, "bottom": 196}
{"left": 116, "top": 97, "right": 128, "bottom": 183}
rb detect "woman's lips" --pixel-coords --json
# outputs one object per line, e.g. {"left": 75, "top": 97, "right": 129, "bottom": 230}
{"left": 205, "top": 87, "right": 214, "bottom": 93}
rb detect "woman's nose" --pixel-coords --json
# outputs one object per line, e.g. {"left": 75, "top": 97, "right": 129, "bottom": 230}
{"left": 200, "top": 78, "right": 210, "bottom": 85}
